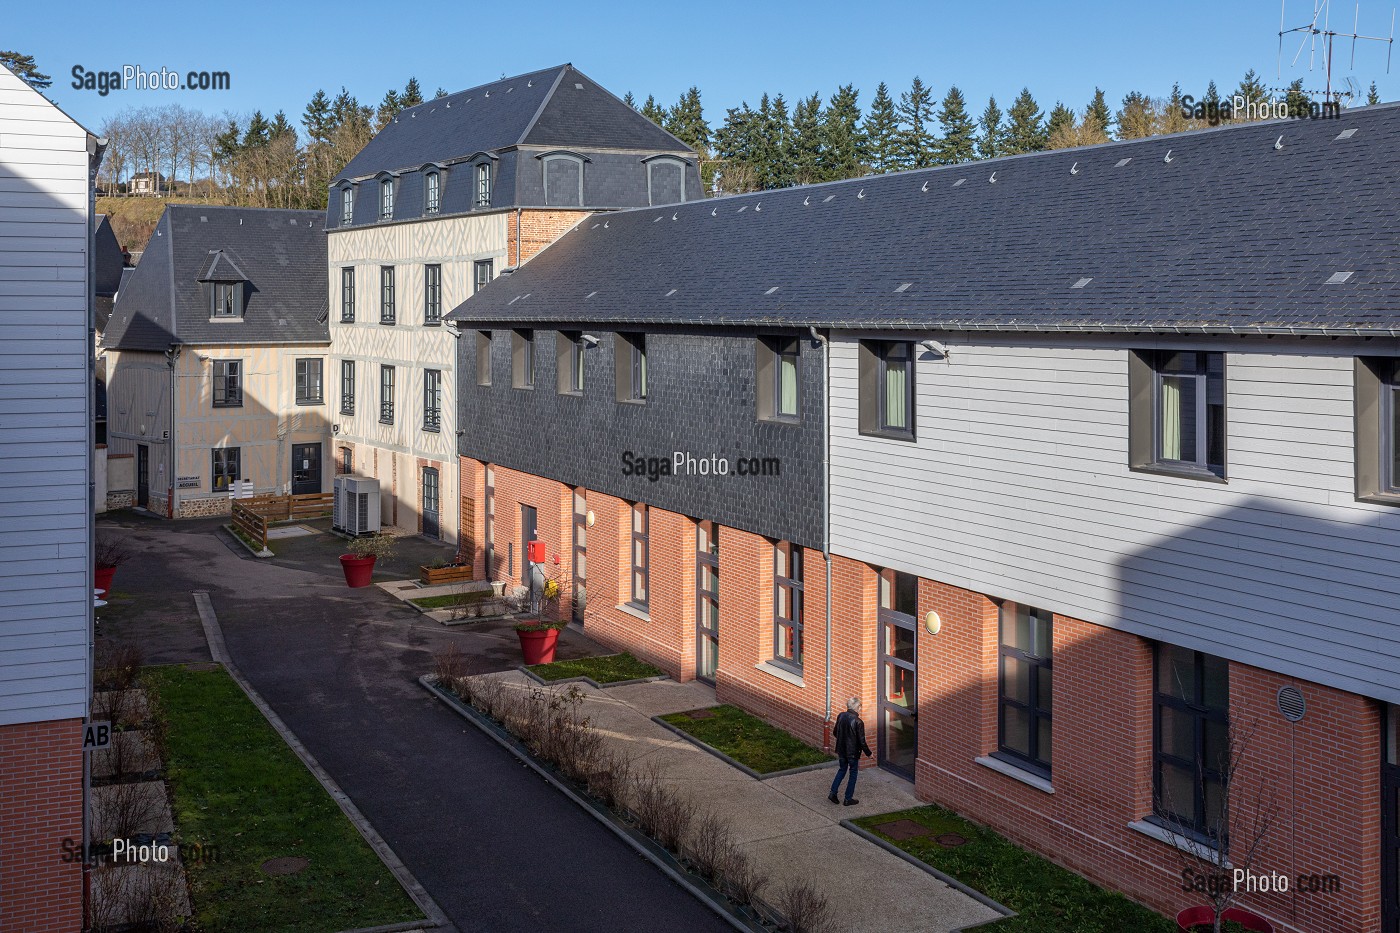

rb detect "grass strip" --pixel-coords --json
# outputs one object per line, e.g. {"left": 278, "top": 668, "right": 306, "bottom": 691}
{"left": 409, "top": 590, "right": 493, "bottom": 610}
{"left": 527, "top": 652, "right": 664, "bottom": 684}
{"left": 660, "top": 704, "right": 830, "bottom": 774}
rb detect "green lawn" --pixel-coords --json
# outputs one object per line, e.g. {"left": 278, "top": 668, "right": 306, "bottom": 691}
{"left": 409, "top": 590, "right": 492, "bottom": 610}
{"left": 145, "top": 665, "right": 422, "bottom": 932}
{"left": 855, "top": 805, "right": 1176, "bottom": 932}
{"left": 660, "top": 705, "right": 831, "bottom": 774}
{"left": 527, "top": 652, "right": 664, "bottom": 684}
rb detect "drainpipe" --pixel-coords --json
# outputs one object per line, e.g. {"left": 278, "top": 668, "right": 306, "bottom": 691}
{"left": 164, "top": 345, "right": 179, "bottom": 518}
{"left": 514, "top": 208, "right": 522, "bottom": 266}
{"left": 809, "top": 325, "right": 833, "bottom": 749}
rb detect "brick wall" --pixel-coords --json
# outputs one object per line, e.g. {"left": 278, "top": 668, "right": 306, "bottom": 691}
{"left": 510, "top": 210, "right": 591, "bottom": 266}
{"left": 0, "top": 719, "right": 84, "bottom": 931}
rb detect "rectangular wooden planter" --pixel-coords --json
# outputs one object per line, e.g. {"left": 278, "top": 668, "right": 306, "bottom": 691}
{"left": 420, "top": 564, "right": 473, "bottom": 585}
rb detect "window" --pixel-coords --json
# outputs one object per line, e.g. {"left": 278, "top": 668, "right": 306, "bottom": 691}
{"left": 340, "top": 360, "right": 355, "bottom": 415}
{"left": 697, "top": 521, "right": 719, "bottom": 680}
{"left": 212, "top": 447, "right": 240, "bottom": 492}
{"left": 340, "top": 267, "right": 355, "bottom": 322}
{"left": 380, "top": 178, "right": 394, "bottom": 219}
{"left": 773, "top": 541, "right": 804, "bottom": 670}
{"left": 1131, "top": 351, "right": 1226, "bottom": 479}
{"left": 340, "top": 186, "right": 354, "bottom": 224}
{"left": 476, "top": 331, "right": 492, "bottom": 386}
{"left": 424, "top": 171, "right": 440, "bottom": 214}
{"left": 1154, "top": 646, "right": 1230, "bottom": 843}
{"left": 380, "top": 365, "right": 395, "bottom": 423}
{"left": 572, "top": 488, "right": 587, "bottom": 624}
{"left": 617, "top": 333, "right": 647, "bottom": 403}
{"left": 340, "top": 446, "right": 353, "bottom": 475}
{"left": 1355, "top": 358, "right": 1400, "bottom": 503}
{"left": 1388, "top": 361, "right": 1400, "bottom": 494}
{"left": 380, "top": 266, "right": 395, "bottom": 324}
{"left": 858, "top": 340, "right": 915, "bottom": 439}
{"left": 474, "top": 259, "right": 493, "bottom": 294}
{"left": 213, "top": 359, "right": 242, "bottom": 408}
{"left": 423, "top": 264, "right": 442, "bottom": 324}
{"left": 646, "top": 157, "right": 686, "bottom": 205}
{"left": 476, "top": 162, "right": 492, "bottom": 208}
{"left": 295, "top": 359, "right": 324, "bottom": 404}
{"left": 484, "top": 463, "right": 496, "bottom": 574}
{"left": 630, "top": 503, "right": 649, "bottom": 608}
{"left": 757, "top": 336, "right": 800, "bottom": 421}
{"left": 512, "top": 330, "right": 535, "bottom": 389}
{"left": 423, "top": 369, "right": 441, "bottom": 432}
{"left": 211, "top": 282, "right": 240, "bottom": 318}
{"left": 557, "top": 332, "right": 584, "bottom": 394}
{"left": 997, "top": 602, "right": 1053, "bottom": 777}
{"left": 542, "top": 154, "right": 584, "bottom": 207}
{"left": 877, "top": 568, "right": 919, "bottom": 774}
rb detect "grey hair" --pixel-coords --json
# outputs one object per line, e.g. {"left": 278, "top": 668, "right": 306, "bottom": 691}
{"left": 846, "top": 696, "right": 862, "bottom": 712}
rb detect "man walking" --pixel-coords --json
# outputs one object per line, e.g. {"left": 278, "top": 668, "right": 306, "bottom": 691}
{"left": 828, "top": 697, "right": 872, "bottom": 806}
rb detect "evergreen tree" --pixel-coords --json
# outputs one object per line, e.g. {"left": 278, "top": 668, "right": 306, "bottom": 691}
{"left": 897, "top": 76, "right": 937, "bottom": 168}
{"left": 1116, "top": 91, "right": 1156, "bottom": 139}
{"left": 1368, "top": 80, "right": 1381, "bottom": 105}
{"left": 375, "top": 89, "right": 401, "bottom": 131}
{"left": 435, "top": 87, "right": 449, "bottom": 99}
{"left": 640, "top": 95, "right": 666, "bottom": 126}
{"left": 302, "top": 90, "right": 332, "bottom": 144}
{"left": 269, "top": 110, "right": 296, "bottom": 141}
{"left": 623, "top": 91, "right": 636, "bottom": 109}
{"left": 242, "top": 111, "right": 271, "bottom": 150}
{"left": 401, "top": 78, "right": 424, "bottom": 108}
{"left": 0, "top": 50, "right": 51, "bottom": 90}
{"left": 790, "top": 93, "right": 824, "bottom": 184}
{"left": 1234, "top": 69, "right": 1268, "bottom": 113}
{"left": 762, "top": 94, "right": 794, "bottom": 188}
{"left": 1005, "top": 87, "right": 1046, "bottom": 154}
{"left": 213, "top": 119, "right": 242, "bottom": 163}
{"left": 714, "top": 102, "right": 761, "bottom": 193}
{"left": 1045, "top": 101, "right": 1075, "bottom": 140}
{"left": 1284, "top": 78, "right": 1311, "bottom": 117}
{"left": 820, "top": 84, "right": 864, "bottom": 181}
{"left": 1204, "top": 80, "right": 1221, "bottom": 108}
{"left": 665, "top": 87, "right": 710, "bottom": 154}
{"left": 977, "top": 96, "right": 1004, "bottom": 160}
{"left": 862, "top": 82, "right": 900, "bottom": 172}
{"left": 934, "top": 85, "right": 976, "bottom": 164}
{"left": 1160, "top": 82, "right": 1190, "bottom": 135}
{"left": 1084, "top": 87, "right": 1113, "bottom": 140}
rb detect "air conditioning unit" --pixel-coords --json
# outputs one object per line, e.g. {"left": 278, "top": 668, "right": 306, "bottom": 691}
{"left": 333, "top": 475, "right": 381, "bottom": 536}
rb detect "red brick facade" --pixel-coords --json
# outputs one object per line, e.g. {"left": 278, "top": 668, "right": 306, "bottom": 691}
{"left": 0, "top": 719, "right": 84, "bottom": 931}
{"left": 459, "top": 456, "right": 1382, "bottom": 930}
{"left": 509, "top": 210, "right": 592, "bottom": 266}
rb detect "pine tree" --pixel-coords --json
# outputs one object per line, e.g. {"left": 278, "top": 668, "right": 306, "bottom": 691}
{"left": 623, "top": 91, "right": 636, "bottom": 109}
{"left": 934, "top": 86, "right": 976, "bottom": 164}
{"left": 665, "top": 87, "right": 710, "bottom": 154}
{"left": 863, "top": 82, "right": 900, "bottom": 172}
{"left": 897, "top": 76, "right": 937, "bottom": 168}
{"left": 640, "top": 95, "right": 665, "bottom": 126}
{"left": 1005, "top": 88, "right": 1046, "bottom": 154}
{"left": 1368, "top": 80, "right": 1381, "bottom": 105}
{"left": 1234, "top": 69, "right": 1268, "bottom": 114}
{"left": 0, "top": 51, "right": 51, "bottom": 90}
{"left": 269, "top": 110, "right": 296, "bottom": 141}
{"left": 977, "top": 96, "right": 1004, "bottom": 160}
{"left": 435, "top": 87, "right": 449, "bottom": 99}
{"left": 1046, "top": 102, "right": 1075, "bottom": 139}
{"left": 302, "top": 90, "right": 332, "bottom": 144}
{"left": 790, "top": 93, "right": 824, "bottom": 184}
{"left": 1116, "top": 91, "right": 1156, "bottom": 139}
{"left": 820, "top": 84, "right": 864, "bottom": 181}
{"left": 1284, "top": 78, "right": 1311, "bottom": 117}
{"left": 1084, "top": 87, "right": 1113, "bottom": 140}
{"left": 1159, "top": 82, "right": 1190, "bottom": 135}
{"left": 242, "top": 111, "right": 271, "bottom": 150}
{"left": 714, "top": 102, "right": 761, "bottom": 193}
{"left": 401, "top": 78, "right": 424, "bottom": 108}
{"left": 762, "top": 94, "right": 794, "bottom": 189}
{"left": 375, "top": 90, "right": 401, "bottom": 131}
{"left": 1204, "top": 80, "right": 1221, "bottom": 108}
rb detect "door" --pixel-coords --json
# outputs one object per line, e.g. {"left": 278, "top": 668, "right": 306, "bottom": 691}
{"left": 291, "top": 443, "right": 322, "bottom": 495}
{"left": 571, "top": 489, "right": 587, "bottom": 625}
{"left": 136, "top": 445, "right": 149, "bottom": 508}
{"left": 422, "top": 468, "right": 440, "bottom": 539}
{"left": 877, "top": 569, "right": 919, "bottom": 778}
{"left": 696, "top": 522, "right": 719, "bottom": 683}
{"left": 1384, "top": 705, "right": 1400, "bottom": 932}
{"left": 520, "top": 504, "right": 537, "bottom": 586}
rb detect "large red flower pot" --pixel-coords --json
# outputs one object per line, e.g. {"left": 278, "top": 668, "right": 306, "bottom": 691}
{"left": 339, "top": 554, "right": 376, "bottom": 588}
{"left": 517, "top": 628, "right": 560, "bottom": 665}
{"left": 94, "top": 565, "right": 117, "bottom": 595}
{"left": 1177, "top": 906, "right": 1274, "bottom": 933}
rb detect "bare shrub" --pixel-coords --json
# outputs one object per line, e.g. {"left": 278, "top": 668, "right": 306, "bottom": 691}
{"left": 144, "top": 688, "right": 170, "bottom": 764}
{"left": 775, "top": 879, "right": 835, "bottom": 933}
{"left": 95, "top": 643, "right": 143, "bottom": 691}
{"left": 625, "top": 762, "right": 694, "bottom": 853}
{"left": 432, "top": 644, "right": 468, "bottom": 690}
{"left": 587, "top": 749, "right": 634, "bottom": 810}
{"left": 94, "top": 535, "right": 134, "bottom": 568}
{"left": 471, "top": 675, "right": 512, "bottom": 721}
{"left": 91, "top": 863, "right": 184, "bottom": 933}
{"left": 92, "top": 781, "right": 163, "bottom": 843}
{"left": 686, "top": 813, "right": 734, "bottom": 883}
{"left": 715, "top": 839, "right": 768, "bottom": 908}
{"left": 92, "top": 689, "right": 142, "bottom": 730}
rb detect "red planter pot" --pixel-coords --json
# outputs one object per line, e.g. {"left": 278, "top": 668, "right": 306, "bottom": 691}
{"left": 1177, "top": 906, "right": 1274, "bottom": 933}
{"left": 94, "top": 565, "right": 117, "bottom": 595}
{"left": 517, "top": 628, "right": 560, "bottom": 665}
{"left": 339, "top": 554, "right": 377, "bottom": 588}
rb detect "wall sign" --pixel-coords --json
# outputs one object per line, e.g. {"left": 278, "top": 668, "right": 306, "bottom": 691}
{"left": 176, "top": 476, "right": 201, "bottom": 489}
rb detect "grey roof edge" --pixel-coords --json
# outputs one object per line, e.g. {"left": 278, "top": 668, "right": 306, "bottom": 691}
{"left": 163, "top": 211, "right": 178, "bottom": 342}
{"left": 545, "top": 64, "right": 699, "bottom": 157}
{"left": 517, "top": 64, "right": 571, "bottom": 146}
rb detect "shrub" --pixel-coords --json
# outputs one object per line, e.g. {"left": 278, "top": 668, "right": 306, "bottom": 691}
{"left": 774, "top": 880, "right": 835, "bottom": 933}
{"left": 685, "top": 813, "right": 734, "bottom": 884}
{"left": 432, "top": 644, "right": 468, "bottom": 690}
{"left": 92, "top": 780, "right": 164, "bottom": 843}
{"left": 95, "top": 643, "right": 143, "bottom": 691}
{"left": 94, "top": 535, "right": 134, "bottom": 568}
{"left": 347, "top": 533, "right": 396, "bottom": 561}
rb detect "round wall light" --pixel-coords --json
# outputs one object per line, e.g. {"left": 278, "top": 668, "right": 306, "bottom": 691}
{"left": 586, "top": 510, "right": 597, "bottom": 528}
{"left": 924, "top": 610, "right": 942, "bottom": 635}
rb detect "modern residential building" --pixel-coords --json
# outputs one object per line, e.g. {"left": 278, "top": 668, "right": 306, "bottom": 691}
{"left": 0, "top": 62, "right": 104, "bottom": 931}
{"left": 102, "top": 206, "right": 329, "bottom": 516}
{"left": 325, "top": 63, "right": 698, "bottom": 545}
{"left": 448, "top": 104, "right": 1400, "bottom": 931}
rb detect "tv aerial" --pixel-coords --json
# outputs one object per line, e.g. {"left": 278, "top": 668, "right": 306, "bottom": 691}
{"left": 1278, "top": 0, "right": 1395, "bottom": 101}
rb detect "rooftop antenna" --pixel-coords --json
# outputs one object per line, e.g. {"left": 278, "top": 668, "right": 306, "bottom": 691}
{"left": 1279, "top": 0, "right": 1395, "bottom": 103}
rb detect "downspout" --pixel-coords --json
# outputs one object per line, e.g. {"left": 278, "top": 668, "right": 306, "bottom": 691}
{"left": 164, "top": 346, "right": 179, "bottom": 518}
{"left": 514, "top": 208, "right": 522, "bottom": 266}
{"left": 809, "top": 325, "right": 833, "bottom": 748}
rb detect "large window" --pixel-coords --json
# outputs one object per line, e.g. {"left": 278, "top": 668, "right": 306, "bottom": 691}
{"left": 617, "top": 333, "right": 647, "bottom": 403}
{"left": 340, "top": 446, "right": 353, "bottom": 475}
{"left": 340, "top": 186, "right": 354, "bottom": 224}
{"left": 379, "top": 365, "right": 395, "bottom": 424}
{"left": 212, "top": 447, "right": 240, "bottom": 492}
{"left": 1154, "top": 646, "right": 1230, "bottom": 842}
{"left": 1144, "top": 351, "right": 1226, "bottom": 478}
{"left": 424, "top": 171, "right": 441, "bottom": 214}
{"left": 213, "top": 359, "right": 242, "bottom": 408}
{"left": 997, "top": 602, "right": 1053, "bottom": 777}
{"left": 858, "top": 340, "right": 915, "bottom": 439}
{"left": 380, "top": 178, "right": 394, "bottom": 219}
{"left": 1357, "top": 358, "right": 1400, "bottom": 502}
{"left": 877, "top": 568, "right": 919, "bottom": 775}
{"left": 630, "top": 503, "right": 649, "bottom": 609}
{"left": 1388, "top": 360, "right": 1400, "bottom": 493}
{"left": 474, "top": 259, "right": 493, "bottom": 294}
{"left": 340, "top": 360, "right": 355, "bottom": 415}
{"left": 572, "top": 488, "right": 587, "bottom": 625}
{"left": 211, "top": 282, "right": 240, "bottom": 318}
{"left": 295, "top": 359, "right": 323, "bottom": 404}
{"left": 512, "top": 330, "right": 535, "bottom": 389}
{"left": 557, "top": 332, "right": 584, "bottom": 394}
{"left": 340, "top": 267, "right": 355, "bottom": 322}
{"left": 773, "top": 541, "right": 803, "bottom": 671}
{"left": 423, "top": 369, "right": 441, "bottom": 432}
{"left": 476, "top": 162, "right": 492, "bottom": 208}
{"left": 757, "top": 336, "right": 800, "bottom": 421}
{"left": 380, "top": 266, "right": 396, "bottom": 324}
{"left": 696, "top": 521, "right": 719, "bottom": 681}
{"left": 423, "top": 264, "right": 442, "bottom": 324}
{"left": 476, "top": 331, "right": 492, "bottom": 386}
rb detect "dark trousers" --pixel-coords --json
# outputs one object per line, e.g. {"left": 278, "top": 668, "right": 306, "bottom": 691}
{"left": 830, "top": 754, "right": 860, "bottom": 801}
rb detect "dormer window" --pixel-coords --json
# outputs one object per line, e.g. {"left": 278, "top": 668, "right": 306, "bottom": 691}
{"left": 380, "top": 178, "right": 394, "bottom": 219}
{"left": 425, "top": 171, "right": 441, "bottom": 214}
{"left": 476, "top": 162, "right": 492, "bottom": 208}
{"left": 211, "top": 282, "right": 241, "bottom": 318}
{"left": 340, "top": 186, "right": 354, "bottom": 224}
{"left": 542, "top": 153, "right": 585, "bottom": 207}
{"left": 645, "top": 156, "right": 687, "bottom": 206}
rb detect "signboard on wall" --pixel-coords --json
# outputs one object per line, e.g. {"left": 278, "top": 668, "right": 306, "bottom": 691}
{"left": 176, "top": 476, "right": 201, "bottom": 489}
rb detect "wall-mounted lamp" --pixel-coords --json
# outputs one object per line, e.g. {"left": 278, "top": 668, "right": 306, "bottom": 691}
{"left": 585, "top": 509, "right": 597, "bottom": 527}
{"left": 918, "top": 339, "right": 949, "bottom": 359}
{"left": 581, "top": 334, "right": 600, "bottom": 349}
{"left": 924, "top": 610, "right": 942, "bottom": 635}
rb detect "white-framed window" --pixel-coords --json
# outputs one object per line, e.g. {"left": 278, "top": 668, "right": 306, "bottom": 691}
{"left": 424, "top": 171, "right": 441, "bottom": 214}
{"left": 476, "top": 162, "right": 492, "bottom": 208}
{"left": 340, "top": 186, "right": 354, "bottom": 224}
{"left": 380, "top": 178, "right": 394, "bottom": 219}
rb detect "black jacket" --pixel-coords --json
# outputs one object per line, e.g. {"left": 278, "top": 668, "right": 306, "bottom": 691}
{"left": 833, "top": 711, "right": 871, "bottom": 759}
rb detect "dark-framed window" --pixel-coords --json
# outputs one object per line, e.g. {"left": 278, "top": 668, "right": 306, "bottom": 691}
{"left": 424, "top": 171, "right": 441, "bottom": 214}
{"left": 484, "top": 463, "right": 496, "bottom": 572}
{"left": 858, "top": 340, "right": 915, "bottom": 439}
{"left": 423, "top": 368, "right": 441, "bottom": 432}
{"left": 512, "top": 330, "right": 535, "bottom": 389}
{"left": 212, "top": 447, "right": 240, "bottom": 492}
{"left": 1388, "top": 360, "right": 1400, "bottom": 493}
{"left": 571, "top": 487, "right": 587, "bottom": 624}
{"left": 1153, "top": 645, "right": 1230, "bottom": 843}
{"left": 773, "top": 541, "right": 803, "bottom": 670}
{"left": 340, "top": 186, "right": 354, "bottom": 224}
{"left": 380, "top": 266, "right": 396, "bottom": 324}
{"left": 295, "top": 358, "right": 324, "bottom": 404}
{"left": 340, "top": 267, "right": 355, "bottom": 322}
{"left": 476, "top": 331, "right": 492, "bottom": 386}
{"left": 630, "top": 502, "right": 649, "bottom": 609}
{"left": 617, "top": 333, "right": 647, "bottom": 403}
{"left": 474, "top": 259, "right": 493, "bottom": 294}
{"left": 379, "top": 364, "right": 395, "bottom": 424}
{"left": 211, "top": 282, "right": 240, "bottom": 318}
{"left": 380, "top": 178, "right": 394, "bottom": 219}
{"left": 423, "top": 264, "right": 442, "bottom": 324}
{"left": 542, "top": 154, "right": 584, "bottom": 207}
{"left": 646, "top": 156, "right": 686, "bottom": 205}
{"left": 557, "top": 331, "right": 584, "bottom": 394}
{"left": 213, "top": 359, "right": 242, "bottom": 408}
{"left": 757, "top": 336, "right": 800, "bottom": 421}
{"left": 1139, "top": 351, "right": 1226, "bottom": 479}
{"left": 997, "top": 602, "right": 1053, "bottom": 777}
{"left": 476, "top": 162, "right": 492, "bottom": 208}
{"left": 340, "top": 360, "right": 355, "bottom": 415}
{"left": 340, "top": 446, "right": 353, "bottom": 475}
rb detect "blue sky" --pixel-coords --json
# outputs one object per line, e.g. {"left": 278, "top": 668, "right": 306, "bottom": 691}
{"left": 19, "top": 0, "right": 1399, "bottom": 134}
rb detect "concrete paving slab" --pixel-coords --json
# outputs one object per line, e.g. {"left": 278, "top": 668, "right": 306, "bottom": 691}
{"left": 92, "top": 860, "right": 191, "bottom": 925}
{"left": 767, "top": 762, "right": 925, "bottom": 820}
{"left": 266, "top": 524, "right": 318, "bottom": 540}
{"left": 91, "top": 781, "right": 174, "bottom": 840}
{"left": 91, "top": 731, "right": 160, "bottom": 780}
{"left": 603, "top": 678, "right": 718, "bottom": 716}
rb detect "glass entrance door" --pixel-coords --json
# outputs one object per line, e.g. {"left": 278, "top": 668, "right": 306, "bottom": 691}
{"left": 877, "top": 569, "right": 919, "bottom": 777}
{"left": 696, "top": 522, "right": 719, "bottom": 683}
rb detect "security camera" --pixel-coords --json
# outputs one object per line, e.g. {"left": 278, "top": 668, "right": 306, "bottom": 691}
{"left": 918, "top": 339, "right": 949, "bottom": 358}
{"left": 581, "top": 334, "right": 600, "bottom": 349}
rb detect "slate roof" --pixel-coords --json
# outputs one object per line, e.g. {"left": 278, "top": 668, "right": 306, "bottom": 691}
{"left": 337, "top": 64, "right": 690, "bottom": 181}
{"left": 93, "top": 214, "right": 125, "bottom": 297}
{"left": 449, "top": 102, "right": 1400, "bottom": 337}
{"left": 103, "top": 206, "right": 327, "bottom": 351}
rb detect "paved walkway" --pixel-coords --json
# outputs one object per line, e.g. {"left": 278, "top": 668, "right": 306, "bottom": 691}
{"left": 481, "top": 672, "right": 1003, "bottom": 933}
